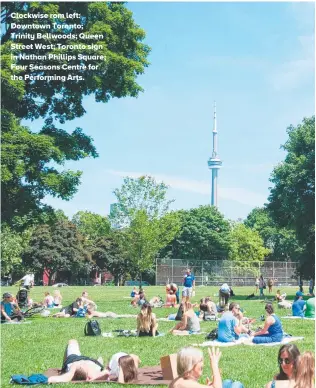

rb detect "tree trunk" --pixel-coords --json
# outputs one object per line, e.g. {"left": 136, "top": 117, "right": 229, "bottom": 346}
{"left": 139, "top": 272, "right": 142, "bottom": 290}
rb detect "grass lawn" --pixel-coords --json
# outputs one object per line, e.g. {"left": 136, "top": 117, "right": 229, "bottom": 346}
{"left": 1, "top": 286, "right": 314, "bottom": 388}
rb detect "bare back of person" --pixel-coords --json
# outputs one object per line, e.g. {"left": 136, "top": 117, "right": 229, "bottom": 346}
{"left": 169, "top": 377, "right": 209, "bottom": 388}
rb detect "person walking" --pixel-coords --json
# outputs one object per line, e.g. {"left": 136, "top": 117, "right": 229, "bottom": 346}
{"left": 259, "top": 275, "right": 266, "bottom": 298}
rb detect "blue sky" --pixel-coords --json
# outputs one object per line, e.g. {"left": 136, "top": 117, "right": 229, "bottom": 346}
{"left": 28, "top": 1, "right": 315, "bottom": 221}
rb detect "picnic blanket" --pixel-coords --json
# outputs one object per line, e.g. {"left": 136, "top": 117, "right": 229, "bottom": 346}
{"left": 44, "top": 366, "right": 171, "bottom": 385}
{"left": 2, "top": 320, "right": 32, "bottom": 325}
{"left": 194, "top": 336, "right": 304, "bottom": 348}
{"left": 172, "top": 331, "right": 206, "bottom": 336}
{"left": 282, "top": 316, "right": 315, "bottom": 320}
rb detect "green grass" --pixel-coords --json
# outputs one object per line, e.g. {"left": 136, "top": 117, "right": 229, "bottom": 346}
{"left": 1, "top": 286, "right": 314, "bottom": 388}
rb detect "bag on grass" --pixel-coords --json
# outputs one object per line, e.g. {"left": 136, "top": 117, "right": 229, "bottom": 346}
{"left": 206, "top": 328, "right": 218, "bottom": 340}
{"left": 84, "top": 320, "right": 101, "bottom": 336}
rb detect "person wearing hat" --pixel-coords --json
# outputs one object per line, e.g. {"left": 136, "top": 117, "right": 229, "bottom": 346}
{"left": 292, "top": 291, "right": 306, "bottom": 317}
{"left": 1, "top": 292, "right": 21, "bottom": 322}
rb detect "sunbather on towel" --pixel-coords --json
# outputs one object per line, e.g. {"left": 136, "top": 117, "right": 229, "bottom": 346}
{"left": 48, "top": 339, "right": 109, "bottom": 383}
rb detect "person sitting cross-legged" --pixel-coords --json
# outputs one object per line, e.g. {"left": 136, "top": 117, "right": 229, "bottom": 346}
{"left": 199, "top": 297, "right": 218, "bottom": 321}
{"left": 252, "top": 303, "right": 283, "bottom": 344}
{"left": 218, "top": 302, "right": 249, "bottom": 343}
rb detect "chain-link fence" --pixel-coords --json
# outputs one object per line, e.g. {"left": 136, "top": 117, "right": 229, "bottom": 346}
{"left": 156, "top": 259, "right": 299, "bottom": 286}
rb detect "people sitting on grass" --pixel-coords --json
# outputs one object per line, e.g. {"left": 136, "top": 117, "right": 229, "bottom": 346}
{"left": 165, "top": 290, "right": 177, "bottom": 307}
{"left": 217, "top": 302, "right": 249, "bottom": 343}
{"left": 169, "top": 346, "right": 244, "bottom": 388}
{"left": 275, "top": 290, "right": 286, "bottom": 302}
{"left": 136, "top": 303, "right": 159, "bottom": 337}
{"left": 199, "top": 297, "right": 217, "bottom": 321}
{"left": 131, "top": 291, "right": 147, "bottom": 307}
{"left": 170, "top": 302, "right": 200, "bottom": 335}
{"left": 131, "top": 287, "right": 138, "bottom": 298}
{"left": 43, "top": 292, "right": 54, "bottom": 308}
{"left": 265, "top": 344, "right": 300, "bottom": 388}
{"left": 53, "top": 290, "right": 63, "bottom": 307}
{"left": 75, "top": 299, "right": 88, "bottom": 318}
{"left": 252, "top": 303, "right": 283, "bottom": 344}
{"left": 81, "top": 291, "right": 96, "bottom": 308}
{"left": 304, "top": 296, "right": 315, "bottom": 318}
{"left": 1, "top": 292, "right": 23, "bottom": 323}
{"left": 292, "top": 351, "right": 315, "bottom": 388}
{"left": 53, "top": 298, "right": 82, "bottom": 318}
{"left": 292, "top": 291, "right": 306, "bottom": 317}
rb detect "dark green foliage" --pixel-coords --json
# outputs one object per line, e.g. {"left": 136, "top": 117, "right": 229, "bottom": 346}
{"left": 245, "top": 207, "right": 303, "bottom": 262}
{"left": 1, "top": 2, "right": 150, "bottom": 122}
{"left": 268, "top": 116, "right": 315, "bottom": 277}
{"left": 22, "top": 220, "right": 92, "bottom": 284}
{"left": 1, "top": 2, "right": 150, "bottom": 227}
{"left": 161, "top": 205, "right": 232, "bottom": 263}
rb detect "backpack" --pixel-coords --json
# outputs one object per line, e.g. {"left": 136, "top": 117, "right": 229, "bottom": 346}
{"left": 84, "top": 320, "right": 101, "bottom": 336}
{"left": 206, "top": 328, "right": 218, "bottom": 340}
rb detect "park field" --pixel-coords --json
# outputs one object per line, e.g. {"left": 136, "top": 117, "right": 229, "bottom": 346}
{"left": 1, "top": 286, "right": 314, "bottom": 388}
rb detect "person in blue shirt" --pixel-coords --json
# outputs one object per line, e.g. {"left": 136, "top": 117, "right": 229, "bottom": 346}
{"left": 292, "top": 291, "right": 306, "bottom": 317}
{"left": 218, "top": 302, "right": 249, "bottom": 342}
{"left": 252, "top": 303, "right": 283, "bottom": 344}
{"left": 1, "top": 292, "right": 22, "bottom": 322}
{"left": 182, "top": 269, "right": 195, "bottom": 302}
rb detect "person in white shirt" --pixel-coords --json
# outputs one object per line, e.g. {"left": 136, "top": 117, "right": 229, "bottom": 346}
{"left": 20, "top": 274, "right": 34, "bottom": 290}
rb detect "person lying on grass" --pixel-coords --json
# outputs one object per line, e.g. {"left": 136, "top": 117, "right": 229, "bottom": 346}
{"left": 47, "top": 339, "right": 141, "bottom": 383}
{"left": 137, "top": 303, "right": 159, "bottom": 336}
{"left": 53, "top": 298, "right": 82, "bottom": 318}
{"left": 169, "top": 347, "right": 244, "bottom": 388}
{"left": 252, "top": 303, "right": 283, "bottom": 344}
{"left": 265, "top": 344, "right": 301, "bottom": 388}
{"left": 131, "top": 291, "right": 147, "bottom": 307}
{"left": 170, "top": 302, "right": 200, "bottom": 335}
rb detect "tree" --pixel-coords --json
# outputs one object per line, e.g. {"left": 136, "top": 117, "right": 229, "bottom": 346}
{"left": 91, "top": 232, "right": 130, "bottom": 285}
{"left": 110, "top": 176, "right": 174, "bottom": 227}
{"left": 1, "top": 226, "right": 23, "bottom": 275}
{"left": 245, "top": 207, "right": 303, "bottom": 262}
{"left": 122, "top": 210, "right": 180, "bottom": 282}
{"left": 268, "top": 116, "right": 315, "bottom": 276}
{"left": 1, "top": 2, "right": 150, "bottom": 226}
{"left": 72, "top": 211, "right": 111, "bottom": 245}
{"left": 1, "top": 110, "right": 98, "bottom": 227}
{"left": 229, "top": 223, "right": 270, "bottom": 270}
{"left": 161, "top": 206, "right": 232, "bottom": 263}
{"left": 22, "top": 220, "right": 91, "bottom": 284}
{"left": 1, "top": 2, "right": 150, "bottom": 122}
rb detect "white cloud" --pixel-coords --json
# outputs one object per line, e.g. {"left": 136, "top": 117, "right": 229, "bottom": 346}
{"left": 106, "top": 169, "right": 267, "bottom": 207}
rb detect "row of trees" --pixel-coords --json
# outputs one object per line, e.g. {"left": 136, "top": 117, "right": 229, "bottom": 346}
{"left": 2, "top": 117, "right": 314, "bottom": 283}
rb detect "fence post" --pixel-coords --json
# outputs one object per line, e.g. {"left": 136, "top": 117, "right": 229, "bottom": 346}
{"left": 155, "top": 257, "right": 158, "bottom": 285}
{"left": 286, "top": 262, "right": 288, "bottom": 286}
{"left": 172, "top": 259, "right": 174, "bottom": 283}
{"left": 273, "top": 261, "right": 275, "bottom": 280}
{"left": 202, "top": 261, "right": 204, "bottom": 286}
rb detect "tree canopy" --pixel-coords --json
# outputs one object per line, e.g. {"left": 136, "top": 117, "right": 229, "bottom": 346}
{"left": 245, "top": 207, "right": 303, "bottom": 262}
{"left": 1, "top": 2, "right": 150, "bottom": 227}
{"left": 22, "top": 220, "right": 91, "bottom": 284}
{"left": 161, "top": 206, "right": 232, "bottom": 263}
{"left": 72, "top": 211, "right": 111, "bottom": 244}
{"left": 268, "top": 116, "right": 315, "bottom": 276}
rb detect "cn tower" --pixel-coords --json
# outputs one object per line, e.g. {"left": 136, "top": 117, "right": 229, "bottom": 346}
{"left": 207, "top": 102, "right": 222, "bottom": 207}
